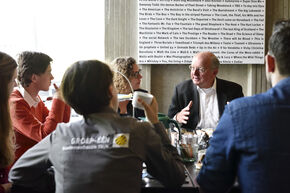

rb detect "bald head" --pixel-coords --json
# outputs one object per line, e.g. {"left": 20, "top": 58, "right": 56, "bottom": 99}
{"left": 192, "top": 52, "right": 220, "bottom": 70}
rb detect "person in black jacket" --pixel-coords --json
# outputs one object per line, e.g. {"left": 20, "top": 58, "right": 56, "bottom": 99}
{"left": 168, "top": 52, "right": 244, "bottom": 131}
{"left": 111, "top": 57, "right": 147, "bottom": 118}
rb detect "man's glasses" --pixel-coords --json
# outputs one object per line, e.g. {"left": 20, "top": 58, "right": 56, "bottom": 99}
{"left": 130, "top": 69, "right": 142, "bottom": 78}
{"left": 188, "top": 65, "right": 206, "bottom": 73}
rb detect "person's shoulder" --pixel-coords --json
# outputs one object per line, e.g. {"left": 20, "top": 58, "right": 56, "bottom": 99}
{"left": 272, "top": 77, "right": 290, "bottom": 96}
{"left": 55, "top": 118, "right": 86, "bottom": 135}
{"left": 228, "top": 92, "right": 270, "bottom": 111}
{"left": 217, "top": 77, "right": 242, "bottom": 88}
{"left": 135, "top": 88, "right": 148, "bottom": 93}
{"left": 116, "top": 115, "right": 153, "bottom": 133}
{"left": 118, "top": 115, "right": 151, "bottom": 127}
{"left": 176, "top": 79, "right": 193, "bottom": 89}
{"left": 10, "top": 89, "right": 23, "bottom": 100}
{"left": 263, "top": 80, "right": 290, "bottom": 105}
{"left": 177, "top": 79, "right": 192, "bottom": 86}
{"left": 9, "top": 89, "right": 28, "bottom": 107}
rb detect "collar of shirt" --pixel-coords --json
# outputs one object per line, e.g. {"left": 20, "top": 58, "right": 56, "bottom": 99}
{"left": 18, "top": 86, "right": 40, "bottom": 108}
{"left": 196, "top": 78, "right": 216, "bottom": 95}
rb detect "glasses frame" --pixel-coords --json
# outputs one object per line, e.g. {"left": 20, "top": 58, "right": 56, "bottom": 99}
{"left": 188, "top": 65, "right": 206, "bottom": 73}
{"left": 130, "top": 69, "right": 142, "bottom": 78}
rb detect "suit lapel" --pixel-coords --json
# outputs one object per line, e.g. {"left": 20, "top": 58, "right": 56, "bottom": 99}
{"left": 190, "top": 81, "right": 200, "bottom": 123}
{"left": 216, "top": 78, "right": 227, "bottom": 117}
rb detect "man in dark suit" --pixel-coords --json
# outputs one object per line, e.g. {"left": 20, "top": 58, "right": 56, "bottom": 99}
{"left": 168, "top": 52, "right": 244, "bottom": 130}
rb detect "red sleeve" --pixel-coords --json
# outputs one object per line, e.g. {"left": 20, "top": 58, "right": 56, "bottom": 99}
{"left": 40, "top": 97, "right": 49, "bottom": 120}
{"left": 10, "top": 92, "right": 69, "bottom": 142}
{"left": 0, "top": 185, "right": 4, "bottom": 193}
{"left": 63, "top": 103, "right": 71, "bottom": 123}
{"left": 0, "top": 167, "right": 9, "bottom": 193}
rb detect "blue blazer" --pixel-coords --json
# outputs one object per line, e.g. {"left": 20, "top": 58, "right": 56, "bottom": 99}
{"left": 196, "top": 77, "right": 290, "bottom": 193}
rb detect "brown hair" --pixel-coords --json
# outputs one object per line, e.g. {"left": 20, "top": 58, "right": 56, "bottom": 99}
{"left": 60, "top": 60, "right": 113, "bottom": 116}
{"left": 0, "top": 52, "right": 17, "bottom": 167}
{"left": 17, "top": 51, "right": 52, "bottom": 87}
{"left": 269, "top": 19, "right": 290, "bottom": 76}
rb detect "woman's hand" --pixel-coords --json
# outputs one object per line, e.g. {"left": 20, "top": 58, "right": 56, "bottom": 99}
{"left": 138, "top": 97, "right": 159, "bottom": 124}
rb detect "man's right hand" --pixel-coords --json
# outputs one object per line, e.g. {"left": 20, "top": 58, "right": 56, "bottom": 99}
{"left": 176, "top": 101, "right": 192, "bottom": 124}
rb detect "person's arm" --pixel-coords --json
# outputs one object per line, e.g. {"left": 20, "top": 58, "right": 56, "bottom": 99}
{"left": 10, "top": 97, "right": 68, "bottom": 142}
{"left": 145, "top": 122, "right": 186, "bottom": 187}
{"left": 168, "top": 86, "right": 182, "bottom": 118}
{"left": 138, "top": 98, "right": 186, "bottom": 187}
{"left": 52, "top": 83, "right": 70, "bottom": 123}
{"left": 47, "top": 97, "right": 68, "bottom": 123}
{"left": 0, "top": 183, "right": 11, "bottom": 193}
{"left": 196, "top": 105, "right": 237, "bottom": 193}
{"left": 235, "top": 84, "right": 244, "bottom": 98}
{"left": 62, "top": 103, "right": 71, "bottom": 123}
{"left": 168, "top": 84, "right": 193, "bottom": 124}
{"left": 9, "top": 134, "right": 54, "bottom": 193}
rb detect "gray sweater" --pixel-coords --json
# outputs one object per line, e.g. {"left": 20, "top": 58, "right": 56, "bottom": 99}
{"left": 9, "top": 108, "right": 185, "bottom": 193}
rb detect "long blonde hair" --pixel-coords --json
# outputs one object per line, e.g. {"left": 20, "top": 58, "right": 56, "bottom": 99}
{"left": 0, "top": 52, "right": 17, "bottom": 167}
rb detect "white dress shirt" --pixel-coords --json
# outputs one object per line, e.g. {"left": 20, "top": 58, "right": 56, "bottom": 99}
{"left": 196, "top": 79, "right": 219, "bottom": 129}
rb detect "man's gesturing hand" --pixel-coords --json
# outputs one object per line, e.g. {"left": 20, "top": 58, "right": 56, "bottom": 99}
{"left": 176, "top": 101, "right": 192, "bottom": 124}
